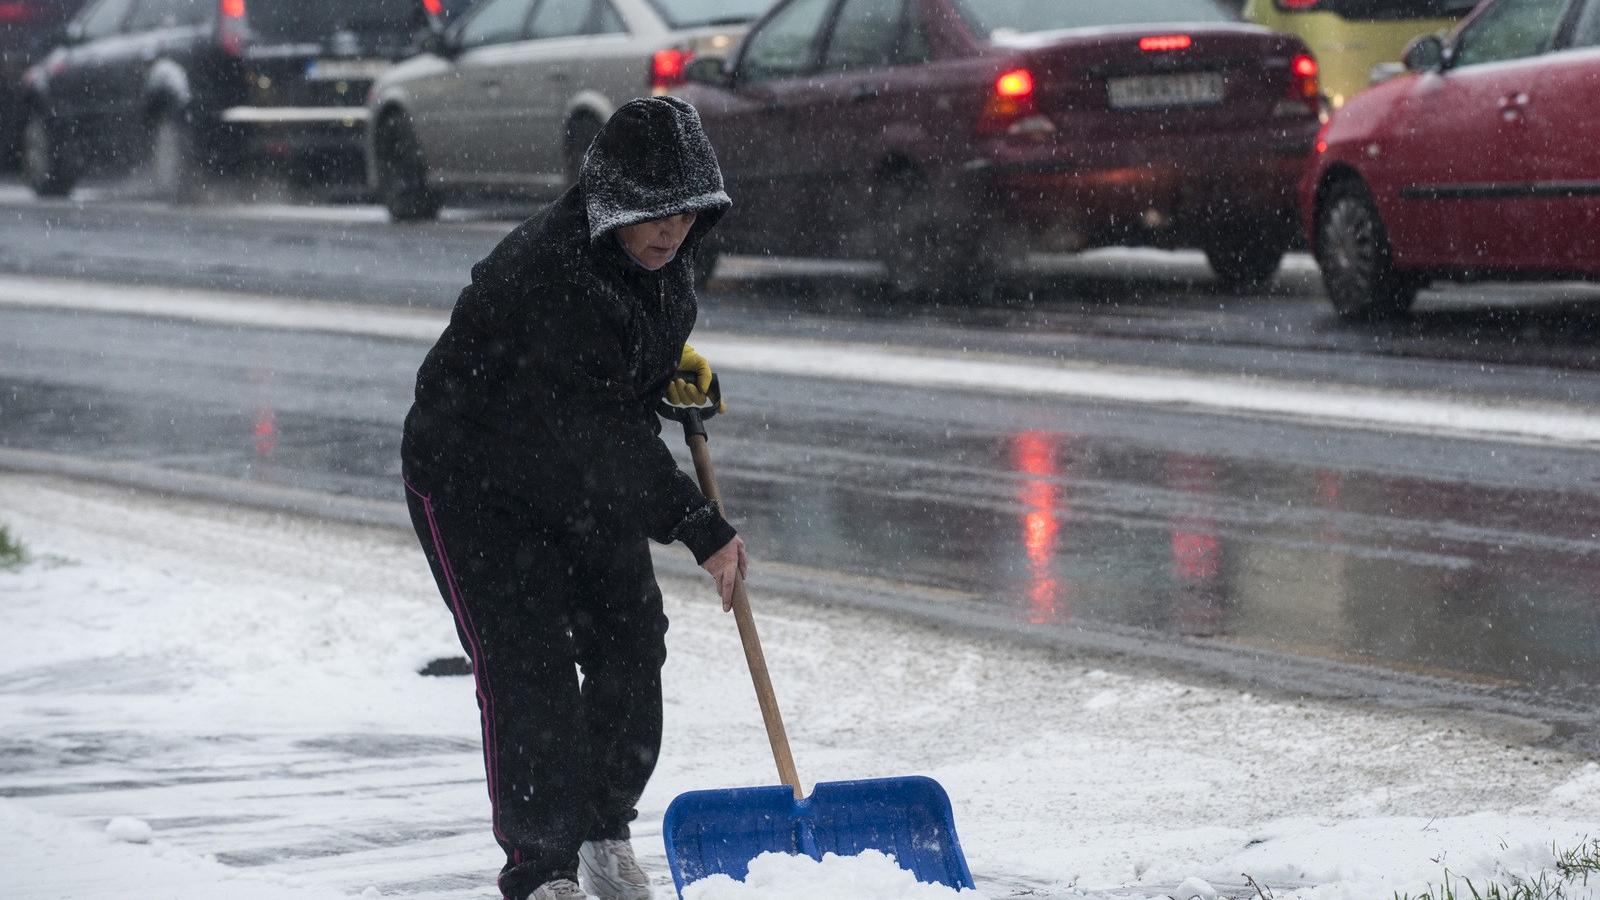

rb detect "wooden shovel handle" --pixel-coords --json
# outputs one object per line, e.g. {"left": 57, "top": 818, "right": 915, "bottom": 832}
{"left": 687, "top": 433, "right": 802, "bottom": 799}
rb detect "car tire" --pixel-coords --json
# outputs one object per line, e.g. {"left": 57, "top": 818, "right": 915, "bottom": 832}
{"left": 1315, "top": 178, "right": 1419, "bottom": 320}
{"left": 564, "top": 114, "right": 602, "bottom": 188}
{"left": 874, "top": 169, "right": 998, "bottom": 302}
{"left": 376, "top": 113, "right": 442, "bottom": 222}
{"left": 148, "top": 109, "right": 207, "bottom": 204}
{"left": 21, "top": 108, "right": 76, "bottom": 199}
{"left": 1205, "top": 228, "right": 1288, "bottom": 292}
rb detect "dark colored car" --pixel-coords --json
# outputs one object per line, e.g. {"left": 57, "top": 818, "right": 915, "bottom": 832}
{"left": 1, "top": 0, "right": 87, "bottom": 168}
{"left": 1305, "top": 0, "right": 1600, "bottom": 319}
{"left": 677, "top": 0, "right": 1324, "bottom": 294}
{"left": 18, "top": 0, "right": 442, "bottom": 199}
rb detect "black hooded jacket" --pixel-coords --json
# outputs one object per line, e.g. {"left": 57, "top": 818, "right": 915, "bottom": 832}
{"left": 401, "top": 97, "right": 735, "bottom": 563}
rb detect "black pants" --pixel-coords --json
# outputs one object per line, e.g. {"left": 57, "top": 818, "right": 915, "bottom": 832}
{"left": 404, "top": 474, "right": 669, "bottom": 900}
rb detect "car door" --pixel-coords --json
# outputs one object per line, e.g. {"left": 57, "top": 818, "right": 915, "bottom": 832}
{"left": 1519, "top": 0, "right": 1600, "bottom": 272}
{"left": 1376, "top": 0, "right": 1574, "bottom": 269}
{"left": 503, "top": 0, "right": 613, "bottom": 186}
{"left": 414, "top": 0, "right": 539, "bottom": 182}
{"left": 709, "top": 0, "right": 833, "bottom": 254}
{"left": 807, "top": 0, "right": 928, "bottom": 255}
{"left": 50, "top": 0, "right": 136, "bottom": 152}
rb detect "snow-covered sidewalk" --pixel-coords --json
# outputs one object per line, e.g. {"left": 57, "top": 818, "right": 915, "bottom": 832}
{"left": 0, "top": 473, "right": 1594, "bottom": 899}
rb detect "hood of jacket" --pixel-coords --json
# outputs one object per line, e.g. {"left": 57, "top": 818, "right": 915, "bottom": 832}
{"left": 581, "top": 96, "right": 731, "bottom": 252}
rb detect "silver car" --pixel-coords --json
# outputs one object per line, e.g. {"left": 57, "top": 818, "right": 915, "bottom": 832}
{"left": 366, "top": 0, "right": 765, "bottom": 220}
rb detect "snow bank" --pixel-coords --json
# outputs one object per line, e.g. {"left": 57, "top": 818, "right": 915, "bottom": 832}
{"left": 683, "top": 850, "right": 987, "bottom": 900}
{"left": 0, "top": 474, "right": 1596, "bottom": 900}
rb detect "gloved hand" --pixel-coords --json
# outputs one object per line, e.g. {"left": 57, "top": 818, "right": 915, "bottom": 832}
{"left": 700, "top": 536, "right": 747, "bottom": 612}
{"left": 668, "top": 343, "right": 726, "bottom": 413}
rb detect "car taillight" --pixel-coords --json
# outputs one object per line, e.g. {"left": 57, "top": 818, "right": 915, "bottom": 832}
{"left": 0, "top": 2, "right": 44, "bottom": 24}
{"left": 1139, "top": 34, "right": 1192, "bottom": 52}
{"left": 421, "top": 0, "right": 441, "bottom": 14}
{"left": 652, "top": 48, "right": 690, "bottom": 94}
{"left": 1291, "top": 52, "right": 1320, "bottom": 107}
{"left": 1275, "top": 0, "right": 1322, "bottom": 9}
{"left": 219, "top": 0, "right": 247, "bottom": 57}
{"left": 978, "top": 67, "right": 1043, "bottom": 137}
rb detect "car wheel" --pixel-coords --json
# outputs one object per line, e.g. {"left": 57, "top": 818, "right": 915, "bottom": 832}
{"left": 149, "top": 109, "right": 204, "bottom": 204}
{"left": 22, "top": 109, "right": 76, "bottom": 198}
{"left": 874, "top": 169, "right": 998, "bottom": 302}
{"left": 1316, "top": 178, "right": 1419, "bottom": 320}
{"left": 1205, "top": 228, "right": 1288, "bottom": 292}
{"left": 376, "top": 113, "right": 441, "bottom": 222}
{"left": 564, "top": 114, "right": 602, "bottom": 188}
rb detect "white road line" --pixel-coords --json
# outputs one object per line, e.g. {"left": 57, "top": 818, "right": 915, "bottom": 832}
{"left": 3, "top": 273, "right": 1598, "bottom": 447}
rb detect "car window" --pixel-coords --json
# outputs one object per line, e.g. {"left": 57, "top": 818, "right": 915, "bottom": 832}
{"left": 595, "top": 0, "right": 625, "bottom": 34}
{"left": 1292, "top": 0, "right": 1479, "bottom": 19}
{"left": 77, "top": 0, "right": 136, "bottom": 40}
{"left": 126, "top": 0, "right": 208, "bottom": 32}
{"left": 645, "top": 0, "right": 776, "bottom": 29}
{"left": 953, "top": 0, "right": 1231, "bottom": 39}
{"left": 528, "top": 0, "right": 591, "bottom": 38}
{"left": 246, "top": 0, "right": 424, "bottom": 43}
{"left": 740, "top": 0, "right": 830, "bottom": 82}
{"left": 456, "top": 0, "right": 537, "bottom": 47}
{"left": 1452, "top": 0, "right": 1570, "bottom": 65}
{"left": 1572, "top": 0, "right": 1600, "bottom": 45}
{"left": 822, "top": 0, "right": 904, "bottom": 71}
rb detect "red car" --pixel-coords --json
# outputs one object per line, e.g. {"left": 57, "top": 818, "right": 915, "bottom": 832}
{"left": 674, "top": 0, "right": 1323, "bottom": 295}
{"left": 1304, "top": 0, "right": 1600, "bottom": 320}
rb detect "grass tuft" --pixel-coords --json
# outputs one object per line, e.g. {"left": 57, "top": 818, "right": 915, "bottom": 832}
{"left": 1393, "top": 838, "right": 1600, "bottom": 900}
{"left": 0, "top": 523, "right": 26, "bottom": 571}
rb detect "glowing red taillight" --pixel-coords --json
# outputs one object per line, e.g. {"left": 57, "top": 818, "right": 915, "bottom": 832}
{"left": 218, "top": 0, "right": 247, "bottom": 56}
{"left": 0, "top": 2, "right": 41, "bottom": 24}
{"left": 1139, "top": 34, "right": 1192, "bottom": 52}
{"left": 652, "top": 48, "right": 690, "bottom": 92}
{"left": 421, "top": 0, "right": 441, "bottom": 14}
{"left": 978, "top": 67, "right": 1038, "bottom": 136}
{"left": 995, "top": 67, "right": 1034, "bottom": 98}
{"left": 1291, "top": 52, "right": 1320, "bottom": 102}
{"left": 1277, "top": 0, "right": 1321, "bottom": 9}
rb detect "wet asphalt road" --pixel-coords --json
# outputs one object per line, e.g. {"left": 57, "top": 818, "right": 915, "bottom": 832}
{"left": 2, "top": 187, "right": 1600, "bottom": 751}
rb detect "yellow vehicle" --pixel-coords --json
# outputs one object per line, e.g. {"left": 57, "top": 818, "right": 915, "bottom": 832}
{"left": 1241, "top": 0, "right": 1478, "bottom": 109}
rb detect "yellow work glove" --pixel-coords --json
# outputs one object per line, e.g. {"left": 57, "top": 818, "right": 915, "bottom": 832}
{"left": 668, "top": 343, "right": 726, "bottom": 413}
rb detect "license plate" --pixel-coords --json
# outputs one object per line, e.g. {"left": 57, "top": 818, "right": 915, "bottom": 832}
{"left": 1106, "top": 72, "right": 1225, "bottom": 109}
{"left": 305, "top": 59, "right": 391, "bottom": 81}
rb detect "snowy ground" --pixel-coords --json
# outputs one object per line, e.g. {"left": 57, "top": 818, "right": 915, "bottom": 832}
{"left": 0, "top": 472, "right": 1595, "bottom": 900}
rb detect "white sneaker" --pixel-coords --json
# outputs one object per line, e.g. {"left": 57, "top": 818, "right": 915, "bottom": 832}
{"left": 578, "top": 839, "right": 653, "bottom": 900}
{"left": 531, "top": 878, "right": 593, "bottom": 900}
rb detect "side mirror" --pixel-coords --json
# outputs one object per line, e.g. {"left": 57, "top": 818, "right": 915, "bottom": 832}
{"left": 684, "top": 55, "right": 730, "bottom": 87}
{"left": 1403, "top": 34, "right": 1446, "bottom": 73}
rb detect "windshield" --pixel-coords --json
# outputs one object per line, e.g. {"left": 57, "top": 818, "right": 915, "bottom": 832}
{"left": 952, "top": 0, "right": 1235, "bottom": 37}
{"left": 1284, "top": 0, "right": 1479, "bottom": 18}
{"left": 247, "top": 0, "right": 424, "bottom": 42}
{"left": 644, "top": 0, "right": 772, "bottom": 29}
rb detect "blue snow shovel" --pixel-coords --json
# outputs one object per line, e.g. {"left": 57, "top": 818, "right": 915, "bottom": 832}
{"left": 657, "top": 374, "right": 975, "bottom": 898}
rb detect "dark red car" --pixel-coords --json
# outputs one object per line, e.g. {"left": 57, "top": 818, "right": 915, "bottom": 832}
{"left": 1304, "top": 0, "right": 1600, "bottom": 319}
{"left": 674, "top": 0, "right": 1323, "bottom": 295}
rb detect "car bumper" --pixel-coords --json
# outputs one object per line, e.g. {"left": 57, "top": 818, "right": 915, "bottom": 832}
{"left": 971, "top": 128, "right": 1316, "bottom": 250}
{"left": 222, "top": 106, "right": 370, "bottom": 159}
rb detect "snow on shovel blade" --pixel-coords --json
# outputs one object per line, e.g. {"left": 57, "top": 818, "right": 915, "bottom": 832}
{"left": 662, "top": 775, "right": 974, "bottom": 897}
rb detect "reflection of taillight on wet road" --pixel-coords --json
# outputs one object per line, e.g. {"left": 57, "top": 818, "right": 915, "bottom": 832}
{"left": 1012, "top": 431, "right": 1068, "bottom": 624}
{"left": 1164, "top": 454, "right": 1223, "bottom": 637}
{"left": 219, "top": 0, "right": 247, "bottom": 57}
{"left": 254, "top": 407, "right": 276, "bottom": 456}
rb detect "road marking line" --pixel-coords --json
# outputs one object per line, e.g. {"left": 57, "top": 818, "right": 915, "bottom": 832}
{"left": 3, "top": 274, "right": 1598, "bottom": 447}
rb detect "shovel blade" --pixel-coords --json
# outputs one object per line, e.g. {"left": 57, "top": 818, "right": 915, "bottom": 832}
{"left": 662, "top": 775, "right": 973, "bottom": 896}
